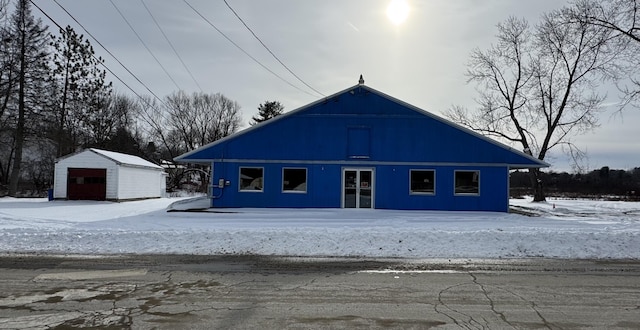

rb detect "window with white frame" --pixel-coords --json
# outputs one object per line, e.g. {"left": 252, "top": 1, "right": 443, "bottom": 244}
{"left": 283, "top": 168, "right": 307, "bottom": 193}
{"left": 410, "top": 170, "right": 435, "bottom": 194}
{"left": 239, "top": 167, "right": 264, "bottom": 191}
{"left": 454, "top": 170, "right": 480, "bottom": 195}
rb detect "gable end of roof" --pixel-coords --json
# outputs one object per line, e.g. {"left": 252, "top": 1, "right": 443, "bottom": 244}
{"left": 175, "top": 84, "right": 549, "bottom": 168}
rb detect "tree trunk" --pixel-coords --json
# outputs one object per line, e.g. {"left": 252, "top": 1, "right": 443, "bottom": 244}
{"left": 8, "top": 15, "right": 26, "bottom": 197}
{"left": 8, "top": 77, "right": 25, "bottom": 196}
{"left": 528, "top": 168, "right": 546, "bottom": 202}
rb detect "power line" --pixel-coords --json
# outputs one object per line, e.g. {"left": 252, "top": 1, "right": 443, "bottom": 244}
{"left": 109, "top": 0, "right": 181, "bottom": 91}
{"left": 36, "top": 0, "right": 180, "bottom": 135}
{"left": 49, "top": 0, "right": 167, "bottom": 106}
{"left": 29, "top": 0, "right": 177, "bottom": 154}
{"left": 31, "top": 0, "right": 208, "bottom": 162}
{"left": 182, "top": 0, "right": 319, "bottom": 98}
{"left": 29, "top": 0, "right": 156, "bottom": 107}
{"left": 222, "top": 0, "right": 325, "bottom": 97}
{"left": 141, "top": 0, "right": 203, "bottom": 92}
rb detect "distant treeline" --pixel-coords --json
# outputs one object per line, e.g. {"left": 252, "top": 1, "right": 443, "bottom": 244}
{"left": 511, "top": 167, "right": 640, "bottom": 200}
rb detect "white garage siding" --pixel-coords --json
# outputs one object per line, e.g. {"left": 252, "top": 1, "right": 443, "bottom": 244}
{"left": 116, "top": 166, "right": 164, "bottom": 200}
{"left": 53, "top": 148, "right": 165, "bottom": 201}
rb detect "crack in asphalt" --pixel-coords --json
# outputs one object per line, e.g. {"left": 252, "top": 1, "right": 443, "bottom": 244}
{"left": 287, "top": 276, "right": 318, "bottom": 291}
{"left": 2, "top": 279, "right": 230, "bottom": 327}
{"left": 531, "top": 301, "right": 554, "bottom": 330}
{"left": 434, "top": 272, "right": 558, "bottom": 330}
{"left": 500, "top": 286, "right": 554, "bottom": 330}
{"left": 435, "top": 282, "right": 477, "bottom": 329}
{"left": 3, "top": 257, "right": 640, "bottom": 329}
{"left": 469, "top": 272, "right": 515, "bottom": 329}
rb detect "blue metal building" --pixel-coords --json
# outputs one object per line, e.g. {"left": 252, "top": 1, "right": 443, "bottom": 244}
{"left": 176, "top": 80, "right": 548, "bottom": 212}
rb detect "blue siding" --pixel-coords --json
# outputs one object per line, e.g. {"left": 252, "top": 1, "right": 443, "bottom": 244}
{"left": 212, "top": 162, "right": 341, "bottom": 208}
{"left": 182, "top": 88, "right": 541, "bottom": 167}
{"left": 211, "top": 162, "right": 509, "bottom": 212}
{"left": 179, "top": 85, "right": 545, "bottom": 212}
{"left": 347, "top": 127, "right": 371, "bottom": 158}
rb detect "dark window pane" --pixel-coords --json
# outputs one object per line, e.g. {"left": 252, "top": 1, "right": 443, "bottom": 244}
{"left": 455, "top": 171, "right": 479, "bottom": 194}
{"left": 283, "top": 168, "right": 307, "bottom": 192}
{"left": 345, "top": 171, "right": 357, "bottom": 188}
{"left": 359, "top": 170, "right": 371, "bottom": 189}
{"left": 410, "top": 170, "right": 435, "bottom": 194}
{"left": 240, "top": 167, "right": 263, "bottom": 191}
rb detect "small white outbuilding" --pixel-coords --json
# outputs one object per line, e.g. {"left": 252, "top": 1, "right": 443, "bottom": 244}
{"left": 53, "top": 148, "right": 166, "bottom": 201}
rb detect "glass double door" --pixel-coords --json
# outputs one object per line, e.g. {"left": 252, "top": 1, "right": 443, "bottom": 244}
{"left": 343, "top": 168, "right": 374, "bottom": 208}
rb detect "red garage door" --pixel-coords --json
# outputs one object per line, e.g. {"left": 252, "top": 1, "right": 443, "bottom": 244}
{"left": 67, "top": 168, "right": 107, "bottom": 200}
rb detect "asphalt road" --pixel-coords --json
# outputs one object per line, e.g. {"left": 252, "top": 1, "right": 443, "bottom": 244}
{"left": 0, "top": 255, "right": 639, "bottom": 329}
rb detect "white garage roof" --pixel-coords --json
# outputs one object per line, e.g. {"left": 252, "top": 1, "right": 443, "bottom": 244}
{"left": 88, "top": 148, "right": 163, "bottom": 170}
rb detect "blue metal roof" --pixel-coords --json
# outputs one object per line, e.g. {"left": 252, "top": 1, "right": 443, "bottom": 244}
{"left": 176, "top": 84, "right": 548, "bottom": 169}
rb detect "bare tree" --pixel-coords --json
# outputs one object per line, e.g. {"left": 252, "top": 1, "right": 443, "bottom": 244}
{"left": 82, "top": 92, "right": 128, "bottom": 148}
{"left": 569, "top": 0, "right": 639, "bottom": 43}
{"left": 568, "top": 0, "right": 640, "bottom": 108}
{"left": 447, "top": 17, "right": 534, "bottom": 149}
{"left": 447, "top": 8, "right": 619, "bottom": 201}
{"left": 157, "top": 91, "right": 242, "bottom": 154}
{"left": 135, "top": 95, "right": 174, "bottom": 158}
{"left": 137, "top": 91, "right": 242, "bottom": 191}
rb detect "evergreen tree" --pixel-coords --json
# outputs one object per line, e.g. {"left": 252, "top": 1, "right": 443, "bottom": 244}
{"left": 7, "top": 0, "right": 50, "bottom": 196}
{"left": 250, "top": 100, "right": 284, "bottom": 126}
{"left": 50, "top": 25, "right": 112, "bottom": 156}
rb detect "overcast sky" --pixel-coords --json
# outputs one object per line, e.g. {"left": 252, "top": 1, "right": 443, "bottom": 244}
{"left": 32, "top": 0, "right": 639, "bottom": 173}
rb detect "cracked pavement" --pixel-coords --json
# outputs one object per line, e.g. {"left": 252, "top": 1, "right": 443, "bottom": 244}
{"left": 0, "top": 255, "right": 639, "bottom": 329}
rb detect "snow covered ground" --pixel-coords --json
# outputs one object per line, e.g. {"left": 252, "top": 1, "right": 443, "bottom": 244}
{"left": 0, "top": 196, "right": 638, "bottom": 259}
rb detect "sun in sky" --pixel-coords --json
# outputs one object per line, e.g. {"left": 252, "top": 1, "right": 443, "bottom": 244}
{"left": 386, "top": 0, "right": 410, "bottom": 25}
